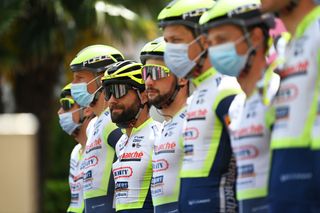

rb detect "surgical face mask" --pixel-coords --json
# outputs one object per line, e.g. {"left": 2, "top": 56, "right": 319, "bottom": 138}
{"left": 58, "top": 108, "right": 83, "bottom": 135}
{"left": 164, "top": 37, "right": 206, "bottom": 78}
{"left": 208, "top": 35, "right": 252, "bottom": 77}
{"left": 71, "top": 75, "right": 102, "bottom": 107}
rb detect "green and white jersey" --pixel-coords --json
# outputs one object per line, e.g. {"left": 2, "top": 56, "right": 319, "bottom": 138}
{"left": 229, "top": 73, "right": 280, "bottom": 201}
{"left": 271, "top": 6, "right": 320, "bottom": 150}
{"left": 113, "top": 118, "right": 161, "bottom": 211}
{"left": 151, "top": 107, "right": 186, "bottom": 207}
{"left": 81, "top": 108, "right": 120, "bottom": 200}
{"left": 67, "top": 144, "right": 85, "bottom": 213}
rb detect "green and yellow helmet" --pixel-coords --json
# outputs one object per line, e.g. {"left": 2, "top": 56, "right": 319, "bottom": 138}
{"left": 140, "top": 37, "right": 166, "bottom": 64}
{"left": 70, "top": 45, "right": 125, "bottom": 73}
{"left": 102, "top": 60, "right": 145, "bottom": 91}
{"left": 60, "top": 83, "right": 72, "bottom": 98}
{"left": 199, "top": 0, "right": 275, "bottom": 33}
{"left": 158, "top": 0, "right": 215, "bottom": 31}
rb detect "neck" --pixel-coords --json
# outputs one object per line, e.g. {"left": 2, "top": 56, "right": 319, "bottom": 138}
{"left": 92, "top": 94, "right": 107, "bottom": 116}
{"left": 75, "top": 118, "right": 91, "bottom": 150}
{"left": 238, "top": 51, "right": 266, "bottom": 97}
{"left": 192, "top": 58, "right": 211, "bottom": 78}
{"left": 125, "top": 106, "right": 150, "bottom": 136}
{"left": 279, "top": 0, "right": 316, "bottom": 35}
{"left": 161, "top": 87, "right": 188, "bottom": 120}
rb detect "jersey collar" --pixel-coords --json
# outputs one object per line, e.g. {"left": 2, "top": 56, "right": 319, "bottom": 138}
{"left": 192, "top": 67, "right": 217, "bottom": 87}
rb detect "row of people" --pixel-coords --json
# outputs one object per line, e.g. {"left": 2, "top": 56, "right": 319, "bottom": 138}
{"left": 57, "top": 0, "right": 320, "bottom": 212}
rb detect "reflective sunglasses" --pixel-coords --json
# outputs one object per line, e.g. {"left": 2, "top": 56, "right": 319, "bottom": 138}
{"left": 104, "top": 84, "right": 133, "bottom": 101}
{"left": 141, "top": 64, "right": 170, "bottom": 81}
{"left": 60, "top": 98, "right": 75, "bottom": 111}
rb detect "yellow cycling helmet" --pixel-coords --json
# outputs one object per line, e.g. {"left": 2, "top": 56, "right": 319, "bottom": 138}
{"left": 70, "top": 45, "right": 124, "bottom": 73}
{"left": 140, "top": 37, "right": 166, "bottom": 64}
{"left": 200, "top": 0, "right": 275, "bottom": 33}
{"left": 102, "top": 60, "right": 145, "bottom": 91}
{"left": 158, "top": 0, "right": 215, "bottom": 32}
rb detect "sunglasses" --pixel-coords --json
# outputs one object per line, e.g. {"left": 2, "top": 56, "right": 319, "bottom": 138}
{"left": 141, "top": 64, "right": 170, "bottom": 81}
{"left": 104, "top": 84, "right": 133, "bottom": 101}
{"left": 60, "top": 98, "right": 75, "bottom": 111}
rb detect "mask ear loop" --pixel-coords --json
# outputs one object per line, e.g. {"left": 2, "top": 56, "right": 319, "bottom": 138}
{"left": 188, "top": 35, "right": 208, "bottom": 77}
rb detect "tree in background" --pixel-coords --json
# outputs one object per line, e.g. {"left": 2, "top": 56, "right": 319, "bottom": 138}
{"left": 0, "top": 0, "right": 168, "bottom": 211}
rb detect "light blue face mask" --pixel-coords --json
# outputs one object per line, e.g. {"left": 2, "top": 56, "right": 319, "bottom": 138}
{"left": 208, "top": 35, "right": 252, "bottom": 77}
{"left": 71, "top": 75, "right": 102, "bottom": 107}
{"left": 58, "top": 108, "right": 83, "bottom": 135}
{"left": 164, "top": 36, "right": 206, "bottom": 78}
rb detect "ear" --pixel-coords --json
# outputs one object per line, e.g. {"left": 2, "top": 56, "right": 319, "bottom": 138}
{"left": 83, "top": 107, "right": 94, "bottom": 117}
{"left": 140, "top": 91, "right": 149, "bottom": 105}
{"left": 178, "top": 78, "right": 188, "bottom": 87}
{"left": 250, "top": 27, "right": 264, "bottom": 48}
{"left": 200, "top": 34, "right": 209, "bottom": 49}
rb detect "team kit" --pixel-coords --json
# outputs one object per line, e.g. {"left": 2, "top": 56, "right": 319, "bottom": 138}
{"left": 57, "top": 0, "right": 320, "bottom": 212}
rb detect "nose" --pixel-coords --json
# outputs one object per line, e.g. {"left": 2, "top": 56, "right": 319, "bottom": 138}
{"left": 144, "top": 75, "right": 154, "bottom": 87}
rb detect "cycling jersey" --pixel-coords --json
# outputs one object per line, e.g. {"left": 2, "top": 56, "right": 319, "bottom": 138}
{"left": 151, "top": 107, "right": 186, "bottom": 213}
{"left": 113, "top": 117, "right": 161, "bottom": 212}
{"left": 269, "top": 6, "right": 320, "bottom": 212}
{"left": 67, "top": 144, "right": 85, "bottom": 213}
{"left": 81, "top": 108, "right": 122, "bottom": 212}
{"left": 179, "top": 68, "right": 241, "bottom": 213}
{"left": 229, "top": 72, "right": 280, "bottom": 213}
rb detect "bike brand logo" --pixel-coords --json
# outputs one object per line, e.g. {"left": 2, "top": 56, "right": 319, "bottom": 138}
{"left": 113, "top": 167, "right": 133, "bottom": 179}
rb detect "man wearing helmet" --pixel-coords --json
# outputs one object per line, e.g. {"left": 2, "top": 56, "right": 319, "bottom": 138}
{"left": 261, "top": 0, "right": 320, "bottom": 212}
{"left": 158, "top": 0, "right": 241, "bottom": 212}
{"left": 57, "top": 83, "right": 95, "bottom": 213}
{"left": 140, "top": 37, "right": 188, "bottom": 213}
{"left": 199, "top": 0, "right": 280, "bottom": 212}
{"left": 70, "top": 45, "right": 124, "bottom": 212}
{"left": 101, "top": 60, "right": 161, "bottom": 212}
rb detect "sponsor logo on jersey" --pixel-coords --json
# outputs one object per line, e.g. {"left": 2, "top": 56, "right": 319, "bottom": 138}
{"left": 83, "top": 170, "right": 92, "bottom": 181}
{"left": 184, "top": 144, "right": 194, "bottom": 156}
{"left": 238, "top": 164, "right": 255, "bottom": 178}
{"left": 195, "top": 89, "right": 208, "bottom": 105}
{"left": 231, "top": 125, "right": 264, "bottom": 140}
{"left": 71, "top": 193, "right": 80, "bottom": 203}
{"left": 80, "top": 156, "right": 99, "bottom": 170}
{"left": 115, "top": 181, "right": 129, "bottom": 190}
{"left": 132, "top": 136, "right": 142, "bottom": 148}
{"left": 275, "top": 106, "right": 289, "bottom": 120}
{"left": 151, "top": 175, "right": 164, "bottom": 186}
{"left": 275, "top": 84, "right": 298, "bottom": 104}
{"left": 70, "top": 182, "right": 82, "bottom": 192}
{"left": 279, "top": 61, "right": 308, "bottom": 80}
{"left": 85, "top": 138, "right": 102, "bottom": 153}
{"left": 152, "top": 159, "right": 169, "bottom": 172}
{"left": 187, "top": 109, "right": 208, "bottom": 121}
{"left": 93, "top": 118, "right": 104, "bottom": 136}
{"left": 154, "top": 142, "right": 176, "bottom": 155}
{"left": 233, "top": 145, "right": 259, "bottom": 160}
{"left": 113, "top": 166, "right": 133, "bottom": 179}
{"left": 183, "top": 127, "right": 200, "bottom": 140}
{"left": 120, "top": 151, "right": 143, "bottom": 161}
{"left": 70, "top": 172, "right": 84, "bottom": 182}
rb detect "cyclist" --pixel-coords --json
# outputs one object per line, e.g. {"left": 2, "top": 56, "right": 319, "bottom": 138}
{"left": 158, "top": 0, "right": 241, "bottom": 212}
{"left": 261, "top": 0, "right": 320, "bottom": 212}
{"left": 101, "top": 60, "right": 162, "bottom": 212}
{"left": 140, "top": 37, "right": 188, "bottom": 213}
{"left": 199, "top": 0, "right": 280, "bottom": 212}
{"left": 70, "top": 45, "right": 124, "bottom": 212}
{"left": 57, "top": 83, "right": 95, "bottom": 213}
